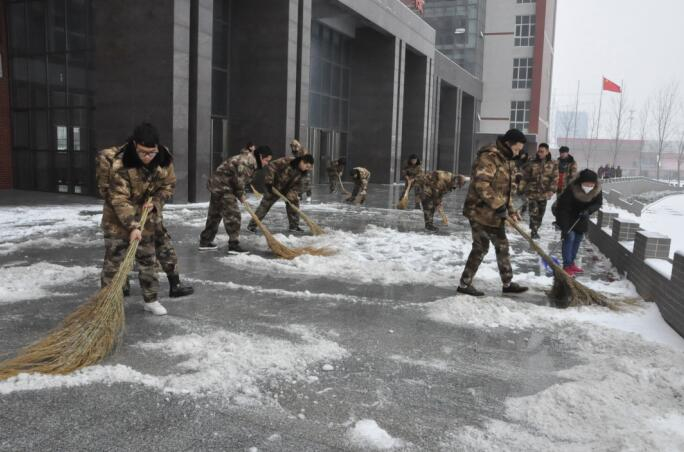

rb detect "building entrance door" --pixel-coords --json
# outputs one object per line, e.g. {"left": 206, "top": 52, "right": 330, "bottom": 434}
{"left": 308, "top": 128, "right": 347, "bottom": 184}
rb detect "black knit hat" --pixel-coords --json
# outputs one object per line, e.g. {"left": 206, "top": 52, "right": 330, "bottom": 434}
{"left": 502, "top": 128, "right": 527, "bottom": 145}
{"left": 577, "top": 169, "right": 598, "bottom": 184}
{"left": 559, "top": 146, "right": 570, "bottom": 154}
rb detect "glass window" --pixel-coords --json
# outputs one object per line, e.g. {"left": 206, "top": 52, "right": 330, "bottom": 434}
{"left": 512, "top": 57, "right": 533, "bottom": 89}
{"left": 510, "top": 101, "right": 531, "bottom": 131}
{"left": 49, "top": 0, "right": 67, "bottom": 52}
{"left": 67, "top": 0, "right": 89, "bottom": 50}
{"left": 515, "top": 15, "right": 536, "bottom": 47}
{"left": 9, "top": 2, "right": 27, "bottom": 52}
{"left": 212, "top": 69, "right": 227, "bottom": 116}
{"left": 48, "top": 54, "right": 67, "bottom": 106}
{"left": 29, "top": 57, "right": 48, "bottom": 108}
{"left": 12, "top": 112, "right": 30, "bottom": 148}
{"left": 72, "top": 127, "right": 81, "bottom": 151}
{"left": 56, "top": 126, "right": 68, "bottom": 151}
{"left": 28, "top": 1, "right": 47, "bottom": 53}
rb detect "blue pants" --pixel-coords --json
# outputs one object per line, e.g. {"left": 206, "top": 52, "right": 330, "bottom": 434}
{"left": 562, "top": 231, "right": 584, "bottom": 267}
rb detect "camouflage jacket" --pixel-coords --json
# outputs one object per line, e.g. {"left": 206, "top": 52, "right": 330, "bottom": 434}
{"left": 95, "top": 145, "right": 124, "bottom": 199}
{"left": 326, "top": 160, "right": 345, "bottom": 177}
{"left": 401, "top": 162, "right": 423, "bottom": 180}
{"left": 557, "top": 155, "right": 578, "bottom": 190}
{"left": 419, "top": 171, "right": 464, "bottom": 201}
{"left": 101, "top": 143, "right": 176, "bottom": 238}
{"left": 520, "top": 155, "right": 559, "bottom": 200}
{"left": 264, "top": 156, "right": 307, "bottom": 195}
{"left": 206, "top": 149, "right": 257, "bottom": 199}
{"left": 352, "top": 167, "right": 371, "bottom": 183}
{"left": 462, "top": 141, "right": 518, "bottom": 228}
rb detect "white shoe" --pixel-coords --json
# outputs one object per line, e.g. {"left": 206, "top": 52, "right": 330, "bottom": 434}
{"left": 143, "top": 301, "right": 168, "bottom": 316}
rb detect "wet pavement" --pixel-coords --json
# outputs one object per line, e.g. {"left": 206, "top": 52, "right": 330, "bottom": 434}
{"left": 0, "top": 185, "right": 632, "bottom": 451}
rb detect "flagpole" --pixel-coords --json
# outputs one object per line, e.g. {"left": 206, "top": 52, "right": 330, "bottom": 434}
{"left": 588, "top": 78, "right": 604, "bottom": 170}
{"left": 572, "top": 80, "right": 580, "bottom": 139}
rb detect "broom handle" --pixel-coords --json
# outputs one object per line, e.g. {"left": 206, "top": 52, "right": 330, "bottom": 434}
{"left": 506, "top": 218, "right": 566, "bottom": 274}
{"left": 337, "top": 173, "right": 351, "bottom": 195}
{"left": 271, "top": 187, "right": 307, "bottom": 217}
{"left": 438, "top": 204, "right": 448, "bottom": 225}
{"left": 251, "top": 184, "right": 262, "bottom": 198}
{"left": 111, "top": 198, "right": 154, "bottom": 289}
{"left": 401, "top": 181, "right": 413, "bottom": 202}
{"left": 241, "top": 199, "right": 272, "bottom": 234}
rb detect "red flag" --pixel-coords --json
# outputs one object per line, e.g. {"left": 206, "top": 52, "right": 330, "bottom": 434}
{"left": 602, "top": 77, "right": 622, "bottom": 93}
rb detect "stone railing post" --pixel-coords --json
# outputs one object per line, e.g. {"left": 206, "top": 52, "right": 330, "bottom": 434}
{"left": 634, "top": 231, "right": 671, "bottom": 261}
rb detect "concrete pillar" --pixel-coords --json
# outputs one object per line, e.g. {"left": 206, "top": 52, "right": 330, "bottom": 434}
{"left": 597, "top": 210, "right": 618, "bottom": 228}
{"left": 400, "top": 50, "right": 428, "bottom": 175}
{"left": 436, "top": 83, "right": 458, "bottom": 172}
{"left": 634, "top": 231, "right": 672, "bottom": 261}
{"left": 457, "top": 92, "right": 475, "bottom": 175}
{"left": 611, "top": 218, "right": 640, "bottom": 241}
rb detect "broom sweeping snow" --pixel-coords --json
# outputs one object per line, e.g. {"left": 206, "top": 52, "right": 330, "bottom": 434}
{"left": 396, "top": 181, "right": 413, "bottom": 210}
{"left": 506, "top": 218, "right": 614, "bottom": 309}
{"left": 241, "top": 200, "right": 332, "bottom": 259}
{"left": 271, "top": 187, "right": 325, "bottom": 236}
{"left": 0, "top": 200, "right": 155, "bottom": 380}
{"left": 337, "top": 174, "right": 352, "bottom": 196}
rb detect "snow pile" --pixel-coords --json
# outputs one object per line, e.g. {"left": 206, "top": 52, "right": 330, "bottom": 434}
{"left": 0, "top": 262, "right": 99, "bottom": 303}
{"left": 346, "top": 419, "right": 405, "bottom": 450}
{"left": 0, "top": 205, "right": 102, "bottom": 255}
{"left": 0, "top": 324, "right": 347, "bottom": 402}
{"left": 219, "top": 225, "right": 474, "bottom": 287}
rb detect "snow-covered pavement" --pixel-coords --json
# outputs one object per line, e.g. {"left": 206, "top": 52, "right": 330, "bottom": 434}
{"left": 1, "top": 186, "right": 683, "bottom": 451}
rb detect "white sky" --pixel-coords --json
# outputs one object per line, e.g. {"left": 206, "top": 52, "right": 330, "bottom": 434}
{"left": 551, "top": 0, "right": 684, "bottom": 140}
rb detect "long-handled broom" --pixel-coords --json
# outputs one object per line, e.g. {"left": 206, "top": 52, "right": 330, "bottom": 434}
{"left": 271, "top": 187, "right": 325, "bottom": 236}
{"left": 241, "top": 200, "right": 332, "bottom": 259}
{"left": 505, "top": 218, "right": 612, "bottom": 309}
{"left": 396, "top": 181, "right": 413, "bottom": 210}
{"left": 438, "top": 205, "right": 449, "bottom": 225}
{"left": 0, "top": 200, "right": 155, "bottom": 380}
{"left": 250, "top": 184, "right": 263, "bottom": 199}
{"left": 337, "top": 174, "right": 352, "bottom": 196}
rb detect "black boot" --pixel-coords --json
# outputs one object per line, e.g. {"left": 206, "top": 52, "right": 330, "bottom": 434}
{"left": 247, "top": 222, "right": 258, "bottom": 233}
{"left": 122, "top": 286, "right": 131, "bottom": 297}
{"left": 425, "top": 224, "right": 439, "bottom": 232}
{"left": 168, "top": 274, "right": 194, "bottom": 298}
{"left": 457, "top": 285, "right": 485, "bottom": 297}
{"left": 530, "top": 230, "right": 540, "bottom": 240}
{"left": 289, "top": 224, "right": 304, "bottom": 232}
{"left": 502, "top": 282, "right": 529, "bottom": 294}
{"left": 228, "top": 241, "right": 248, "bottom": 253}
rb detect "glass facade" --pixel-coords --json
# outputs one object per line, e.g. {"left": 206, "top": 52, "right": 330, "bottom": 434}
{"left": 510, "top": 100, "right": 530, "bottom": 132}
{"left": 512, "top": 57, "right": 533, "bottom": 89}
{"left": 8, "top": 0, "right": 94, "bottom": 194}
{"left": 514, "top": 15, "right": 536, "bottom": 47}
{"left": 308, "top": 22, "right": 351, "bottom": 183}
{"left": 422, "top": 0, "right": 485, "bottom": 78}
{"left": 210, "top": 0, "right": 230, "bottom": 169}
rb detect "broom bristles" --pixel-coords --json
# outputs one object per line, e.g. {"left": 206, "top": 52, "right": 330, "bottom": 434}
{"left": 242, "top": 201, "right": 333, "bottom": 259}
{"left": 396, "top": 182, "right": 412, "bottom": 210}
{"left": 337, "top": 174, "right": 352, "bottom": 196}
{"left": 505, "top": 218, "right": 613, "bottom": 309}
{"left": 271, "top": 187, "right": 325, "bottom": 236}
{"left": 0, "top": 201, "right": 154, "bottom": 380}
{"left": 438, "top": 205, "right": 448, "bottom": 225}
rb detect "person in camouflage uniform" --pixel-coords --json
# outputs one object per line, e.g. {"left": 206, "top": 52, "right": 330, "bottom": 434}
{"left": 290, "top": 139, "right": 312, "bottom": 201}
{"left": 346, "top": 167, "right": 370, "bottom": 205}
{"left": 458, "top": 128, "right": 529, "bottom": 297}
{"left": 247, "top": 154, "right": 315, "bottom": 232}
{"left": 519, "top": 142, "right": 559, "bottom": 239}
{"left": 96, "top": 141, "right": 193, "bottom": 301}
{"left": 199, "top": 145, "right": 273, "bottom": 252}
{"left": 326, "top": 157, "right": 347, "bottom": 193}
{"left": 100, "top": 123, "right": 177, "bottom": 315}
{"left": 418, "top": 170, "right": 466, "bottom": 232}
{"left": 557, "top": 146, "right": 578, "bottom": 194}
{"left": 401, "top": 154, "right": 424, "bottom": 209}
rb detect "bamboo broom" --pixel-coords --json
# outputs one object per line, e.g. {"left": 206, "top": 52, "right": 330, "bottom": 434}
{"left": 505, "top": 218, "right": 613, "bottom": 309}
{"left": 250, "top": 184, "right": 262, "bottom": 199}
{"left": 337, "top": 173, "right": 352, "bottom": 196}
{"left": 271, "top": 187, "right": 325, "bottom": 236}
{"left": 438, "top": 205, "right": 449, "bottom": 225}
{"left": 0, "top": 200, "right": 155, "bottom": 381}
{"left": 396, "top": 181, "right": 413, "bottom": 210}
{"left": 241, "top": 201, "right": 332, "bottom": 259}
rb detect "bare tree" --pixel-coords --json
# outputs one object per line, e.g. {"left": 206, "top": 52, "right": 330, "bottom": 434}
{"left": 557, "top": 108, "right": 576, "bottom": 142}
{"left": 585, "top": 106, "right": 600, "bottom": 168}
{"left": 653, "top": 82, "right": 680, "bottom": 180}
{"left": 610, "top": 88, "right": 629, "bottom": 167}
{"left": 637, "top": 101, "right": 650, "bottom": 176}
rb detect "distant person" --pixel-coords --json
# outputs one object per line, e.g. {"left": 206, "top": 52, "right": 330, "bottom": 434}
{"left": 346, "top": 167, "right": 371, "bottom": 205}
{"left": 616, "top": 166, "right": 623, "bottom": 178}
{"left": 557, "top": 146, "right": 578, "bottom": 194}
{"left": 326, "top": 157, "right": 347, "bottom": 193}
{"left": 519, "top": 143, "right": 559, "bottom": 239}
{"left": 554, "top": 169, "right": 603, "bottom": 277}
{"left": 597, "top": 165, "right": 605, "bottom": 179}
{"left": 401, "top": 154, "right": 424, "bottom": 209}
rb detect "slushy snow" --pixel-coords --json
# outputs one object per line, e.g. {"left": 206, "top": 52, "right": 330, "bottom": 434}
{"left": 347, "top": 419, "right": 406, "bottom": 450}
{"left": 0, "top": 262, "right": 99, "bottom": 304}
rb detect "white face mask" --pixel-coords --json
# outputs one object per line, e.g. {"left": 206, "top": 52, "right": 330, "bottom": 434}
{"left": 581, "top": 185, "right": 594, "bottom": 194}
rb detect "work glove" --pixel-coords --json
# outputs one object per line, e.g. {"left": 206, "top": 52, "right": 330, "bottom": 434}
{"left": 495, "top": 205, "right": 508, "bottom": 219}
{"left": 579, "top": 210, "right": 590, "bottom": 219}
{"left": 561, "top": 229, "right": 568, "bottom": 240}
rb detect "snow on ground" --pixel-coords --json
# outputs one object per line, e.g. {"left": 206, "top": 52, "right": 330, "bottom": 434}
{"left": 431, "top": 298, "right": 684, "bottom": 451}
{"left": 0, "top": 262, "right": 99, "bottom": 303}
{"left": 346, "top": 419, "right": 406, "bottom": 450}
{"left": 0, "top": 324, "right": 347, "bottom": 402}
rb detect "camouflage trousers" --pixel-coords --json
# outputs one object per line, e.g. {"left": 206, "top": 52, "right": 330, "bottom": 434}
{"left": 528, "top": 199, "right": 548, "bottom": 234}
{"left": 420, "top": 195, "right": 440, "bottom": 227}
{"left": 460, "top": 220, "right": 513, "bottom": 286}
{"left": 347, "top": 180, "right": 368, "bottom": 204}
{"left": 200, "top": 192, "right": 241, "bottom": 244}
{"left": 299, "top": 173, "right": 312, "bottom": 198}
{"left": 248, "top": 191, "right": 300, "bottom": 229}
{"left": 327, "top": 172, "right": 340, "bottom": 193}
{"left": 101, "top": 222, "right": 178, "bottom": 300}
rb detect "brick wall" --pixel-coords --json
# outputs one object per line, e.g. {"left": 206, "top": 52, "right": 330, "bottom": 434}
{"left": 587, "top": 212, "right": 684, "bottom": 338}
{"left": 0, "top": 0, "right": 12, "bottom": 189}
